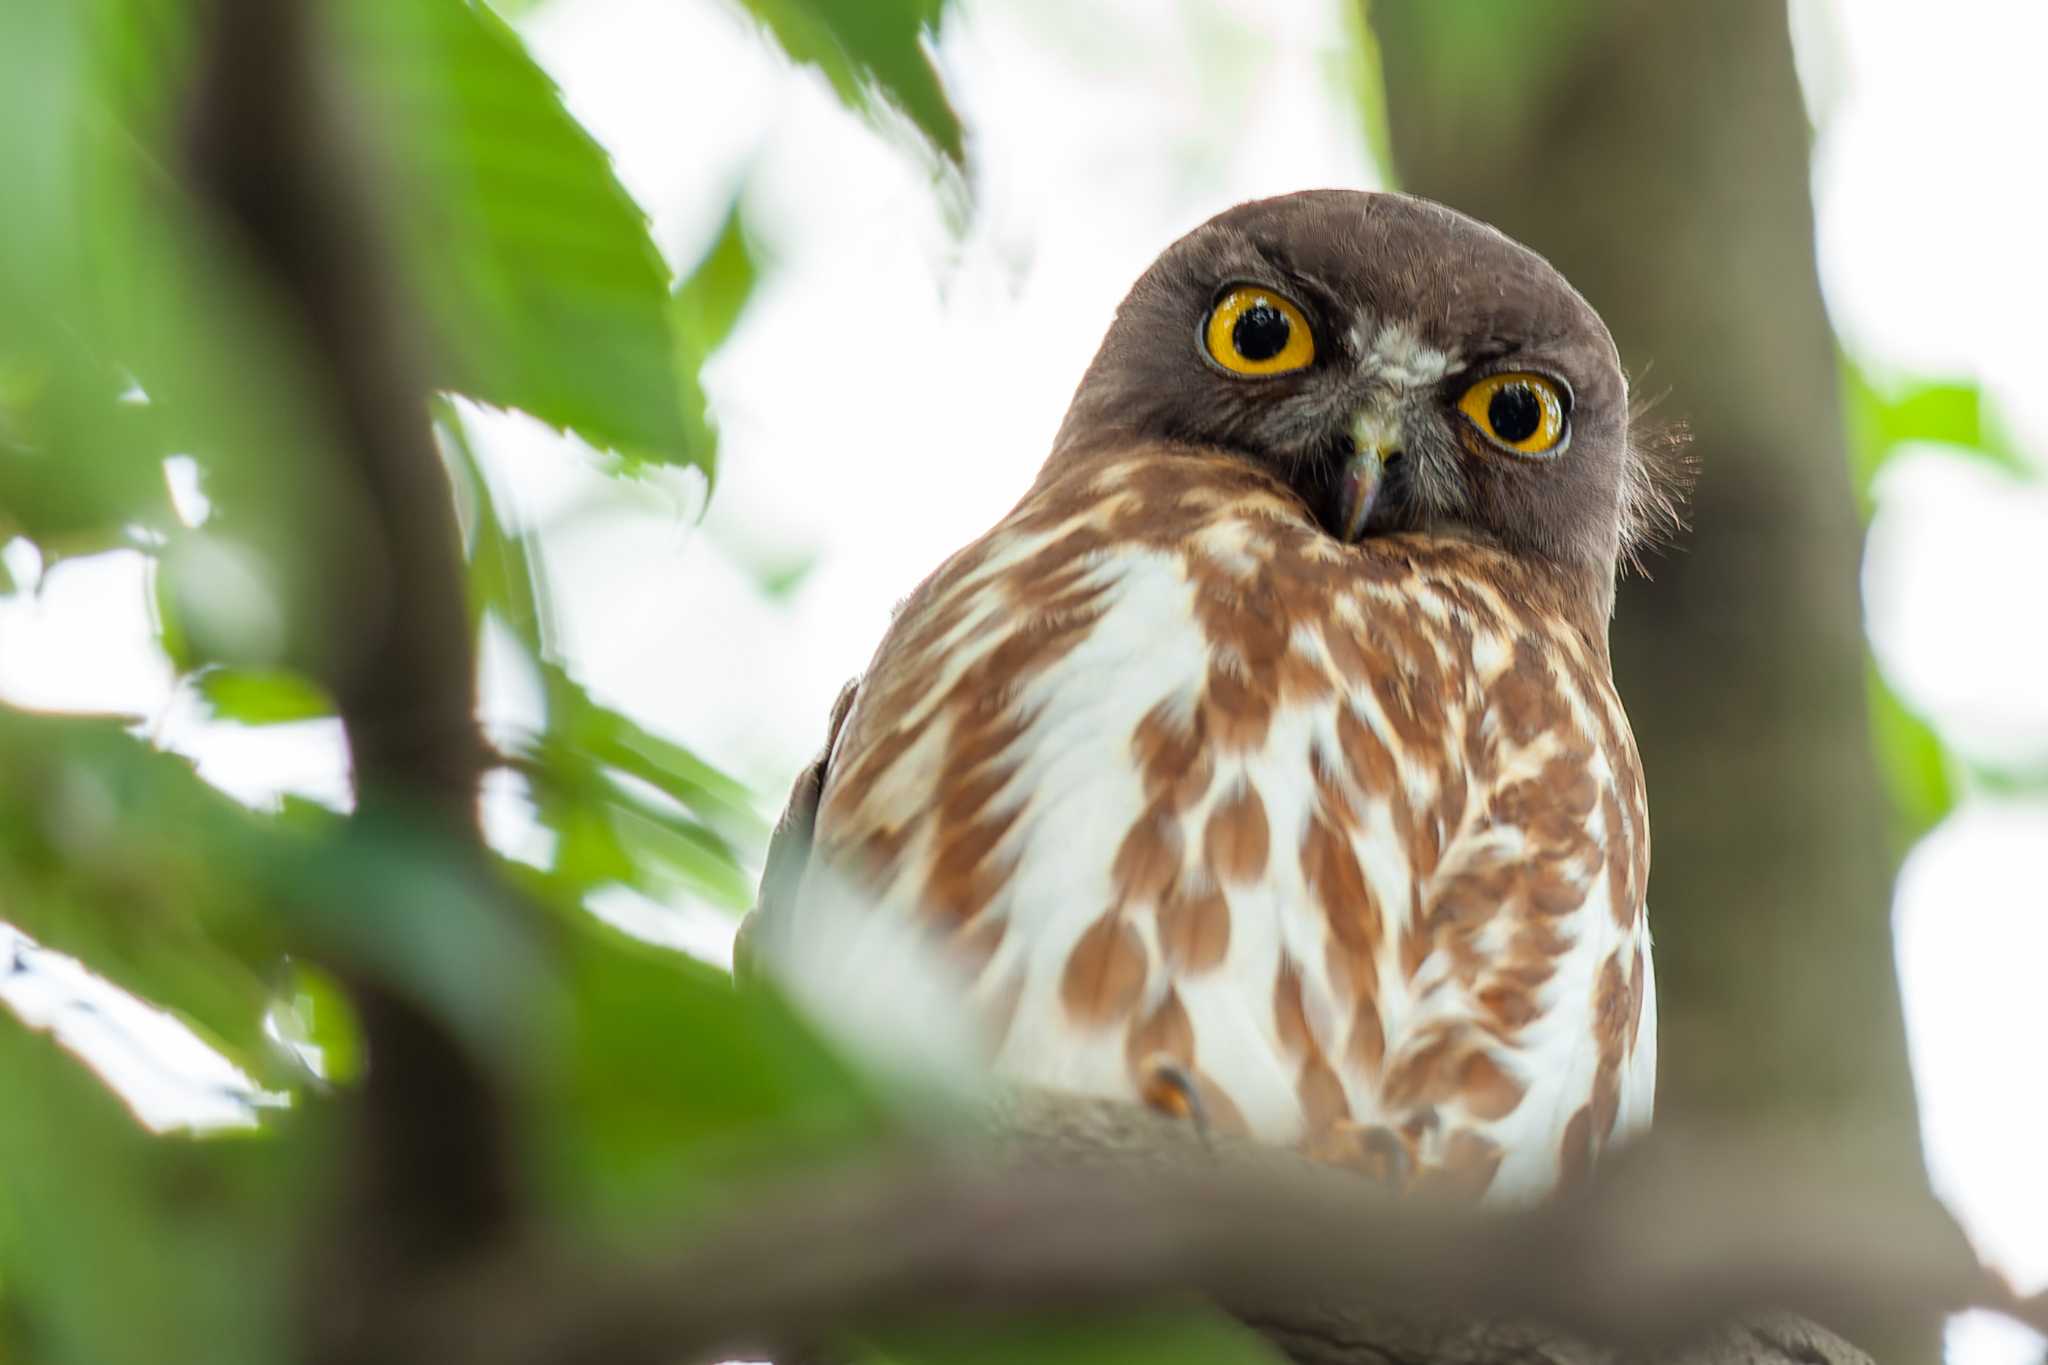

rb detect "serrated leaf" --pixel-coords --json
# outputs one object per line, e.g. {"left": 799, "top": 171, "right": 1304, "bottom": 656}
{"left": 741, "top": 0, "right": 963, "bottom": 164}
{"left": 340, "top": 0, "right": 700, "bottom": 468}
{"left": 195, "top": 667, "right": 334, "bottom": 725}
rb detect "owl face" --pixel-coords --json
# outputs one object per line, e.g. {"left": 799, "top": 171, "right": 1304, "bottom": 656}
{"left": 1052, "top": 190, "right": 1643, "bottom": 575}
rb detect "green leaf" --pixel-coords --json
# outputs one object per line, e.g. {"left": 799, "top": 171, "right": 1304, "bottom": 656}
{"left": 339, "top": 0, "right": 700, "bottom": 467}
{"left": 435, "top": 398, "right": 557, "bottom": 650}
{"left": 508, "top": 658, "right": 765, "bottom": 913}
{"left": 0, "top": 1019, "right": 290, "bottom": 1365}
{"left": 195, "top": 667, "right": 334, "bottom": 725}
{"left": 270, "top": 959, "right": 363, "bottom": 1085}
{"left": 668, "top": 204, "right": 762, "bottom": 483}
{"left": 1864, "top": 663, "right": 1956, "bottom": 851}
{"left": 267, "top": 801, "right": 549, "bottom": 1069}
{"left": 858, "top": 1305, "right": 1290, "bottom": 1365}
{"left": 673, "top": 205, "right": 759, "bottom": 357}
{"left": 1839, "top": 358, "right": 2031, "bottom": 509}
{"left": 0, "top": 707, "right": 286, "bottom": 1084}
{"left": 0, "top": 0, "right": 334, "bottom": 569}
{"left": 740, "top": 0, "right": 964, "bottom": 164}
{"left": 604, "top": 775, "right": 755, "bottom": 910}
{"left": 572, "top": 676, "right": 768, "bottom": 846}
{"left": 538, "top": 915, "right": 885, "bottom": 1223}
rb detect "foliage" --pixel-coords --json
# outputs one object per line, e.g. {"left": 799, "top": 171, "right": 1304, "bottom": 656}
{"left": 0, "top": 1, "right": 1253, "bottom": 1362}
{"left": 1838, "top": 355, "right": 2048, "bottom": 844}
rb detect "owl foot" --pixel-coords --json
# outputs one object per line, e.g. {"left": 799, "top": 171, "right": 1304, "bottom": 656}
{"left": 1136, "top": 1053, "right": 1212, "bottom": 1145}
{"left": 1303, "top": 1118, "right": 1414, "bottom": 1193}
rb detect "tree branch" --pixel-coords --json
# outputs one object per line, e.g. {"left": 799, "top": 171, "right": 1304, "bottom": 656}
{"left": 390, "top": 1090, "right": 2025, "bottom": 1365}
{"left": 184, "top": 3, "right": 519, "bottom": 1359}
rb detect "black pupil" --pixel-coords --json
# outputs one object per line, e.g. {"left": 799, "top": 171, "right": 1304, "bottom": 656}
{"left": 1231, "top": 303, "right": 1291, "bottom": 362}
{"left": 1488, "top": 383, "right": 1544, "bottom": 443}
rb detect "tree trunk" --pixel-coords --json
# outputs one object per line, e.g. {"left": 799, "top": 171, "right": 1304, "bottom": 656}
{"left": 1366, "top": 1, "right": 1928, "bottom": 1353}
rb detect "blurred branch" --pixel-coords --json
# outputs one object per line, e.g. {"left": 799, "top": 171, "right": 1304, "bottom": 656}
{"left": 183, "top": 2, "right": 520, "bottom": 1359}
{"left": 385, "top": 1089, "right": 2028, "bottom": 1365}
{"left": 184, "top": 0, "right": 482, "bottom": 822}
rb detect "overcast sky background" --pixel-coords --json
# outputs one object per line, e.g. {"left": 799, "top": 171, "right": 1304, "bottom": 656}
{"left": 1, "top": 2, "right": 2043, "bottom": 1360}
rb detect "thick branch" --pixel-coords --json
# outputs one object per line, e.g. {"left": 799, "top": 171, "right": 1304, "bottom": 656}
{"left": 399, "top": 1091, "right": 2022, "bottom": 1365}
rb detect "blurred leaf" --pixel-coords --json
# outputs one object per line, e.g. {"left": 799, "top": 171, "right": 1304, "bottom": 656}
{"left": 740, "top": 0, "right": 964, "bottom": 164}
{"left": 0, "top": 1018, "right": 290, "bottom": 1365}
{"left": 0, "top": 0, "right": 332, "bottom": 570}
{"left": 195, "top": 667, "right": 334, "bottom": 725}
{"left": 271, "top": 959, "right": 363, "bottom": 1085}
{"left": 754, "top": 547, "right": 821, "bottom": 599}
{"left": 540, "top": 915, "right": 884, "bottom": 1222}
{"left": 859, "top": 1306, "right": 1290, "bottom": 1365}
{"left": 0, "top": 707, "right": 286, "bottom": 1084}
{"left": 1863, "top": 663, "right": 1957, "bottom": 850}
{"left": 435, "top": 399, "right": 556, "bottom": 650}
{"left": 267, "top": 801, "right": 548, "bottom": 1068}
{"left": 669, "top": 204, "right": 761, "bottom": 482}
{"left": 604, "top": 775, "right": 755, "bottom": 909}
{"left": 673, "top": 205, "right": 759, "bottom": 357}
{"left": 573, "top": 680, "right": 767, "bottom": 846}
{"left": 0, "top": 360, "right": 169, "bottom": 559}
{"left": 339, "top": 0, "right": 701, "bottom": 468}
{"left": 1840, "top": 359, "right": 2031, "bottom": 508}
{"left": 504, "top": 655, "right": 764, "bottom": 915}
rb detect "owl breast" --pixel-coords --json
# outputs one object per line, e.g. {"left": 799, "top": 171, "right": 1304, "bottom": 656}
{"left": 813, "top": 450, "right": 1656, "bottom": 1202}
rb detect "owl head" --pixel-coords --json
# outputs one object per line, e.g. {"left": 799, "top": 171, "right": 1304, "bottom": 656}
{"left": 1051, "top": 190, "right": 1679, "bottom": 583}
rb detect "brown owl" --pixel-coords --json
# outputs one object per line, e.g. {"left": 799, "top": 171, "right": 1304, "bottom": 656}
{"left": 746, "top": 189, "right": 1680, "bottom": 1201}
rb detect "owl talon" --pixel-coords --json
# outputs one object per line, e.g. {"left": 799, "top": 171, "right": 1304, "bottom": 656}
{"left": 1303, "top": 1119, "right": 1414, "bottom": 1193}
{"left": 1137, "top": 1053, "right": 1212, "bottom": 1145}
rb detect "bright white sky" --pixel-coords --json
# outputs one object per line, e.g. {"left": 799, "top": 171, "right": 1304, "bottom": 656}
{"left": 1, "top": 2, "right": 2043, "bottom": 1359}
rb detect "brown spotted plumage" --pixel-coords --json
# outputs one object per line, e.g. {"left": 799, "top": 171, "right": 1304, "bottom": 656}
{"left": 747, "top": 190, "right": 1678, "bottom": 1203}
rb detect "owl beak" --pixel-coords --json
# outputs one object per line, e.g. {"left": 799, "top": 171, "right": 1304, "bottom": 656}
{"left": 1336, "top": 409, "right": 1397, "bottom": 543}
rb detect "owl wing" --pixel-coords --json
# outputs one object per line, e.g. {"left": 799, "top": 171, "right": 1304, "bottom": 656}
{"left": 734, "top": 676, "right": 860, "bottom": 991}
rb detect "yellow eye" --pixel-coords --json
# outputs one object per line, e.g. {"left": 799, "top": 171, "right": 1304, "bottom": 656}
{"left": 1457, "top": 372, "right": 1568, "bottom": 455}
{"left": 1204, "top": 287, "right": 1315, "bottom": 376}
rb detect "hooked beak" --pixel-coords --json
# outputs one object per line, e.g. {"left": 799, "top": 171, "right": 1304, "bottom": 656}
{"left": 1335, "top": 407, "right": 1400, "bottom": 544}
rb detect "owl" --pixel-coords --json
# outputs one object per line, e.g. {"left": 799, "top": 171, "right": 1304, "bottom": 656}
{"left": 746, "top": 190, "right": 1673, "bottom": 1203}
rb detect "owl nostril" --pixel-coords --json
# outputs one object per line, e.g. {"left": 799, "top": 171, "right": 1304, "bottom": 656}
{"left": 1384, "top": 447, "right": 1405, "bottom": 466}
